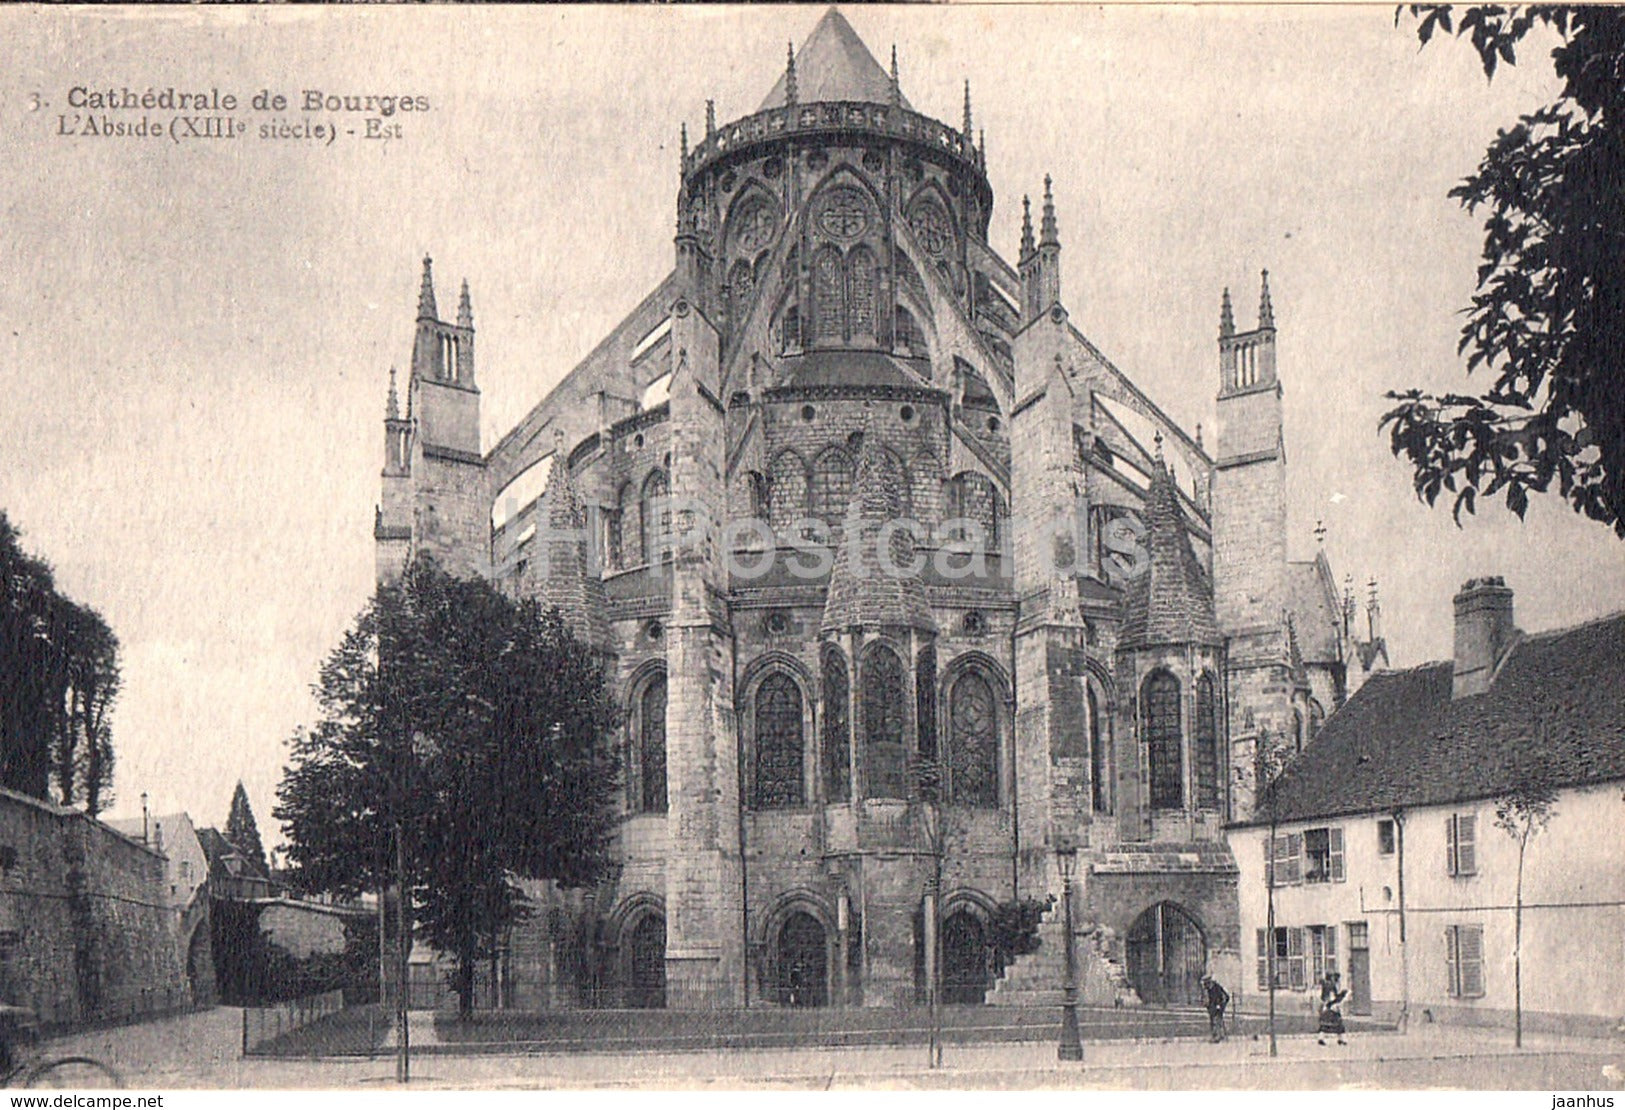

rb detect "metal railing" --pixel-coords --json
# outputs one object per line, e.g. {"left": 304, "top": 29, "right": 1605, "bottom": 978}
{"left": 240, "top": 988, "right": 346, "bottom": 1055}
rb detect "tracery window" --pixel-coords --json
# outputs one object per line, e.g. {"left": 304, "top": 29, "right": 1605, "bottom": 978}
{"left": 754, "top": 673, "right": 804, "bottom": 808}
{"left": 908, "top": 198, "right": 952, "bottom": 258}
{"left": 768, "top": 450, "right": 809, "bottom": 538}
{"left": 846, "top": 248, "right": 876, "bottom": 338}
{"left": 638, "top": 675, "right": 668, "bottom": 814}
{"left": 811, "top": 447, "right": 854, "bottom": 527}
{"left": 1143, "top": 671, "right": 1183, "bottom": 810}
{"left": 641, "top": 470, "right": 669, "bottom": 564}
{"left": 1089, "top": 683, "right": 1110, "bottom": 814}
{"left": 861, "top": 645, "right": 908, "bottom": 799}
{"left": 1195, "top": 673, "right": 1220, "bottom": 810}
{"left": 731, "top": 198, "right": 777, "bottom": 254}
{"left": 949, "top": 670, "right": 998, "bottom": 807}
{"left": 815, "top": 248, "right": 845, "bottom": 340}
{"left": 822, "top": 647, "right": 851, "bottom": 803}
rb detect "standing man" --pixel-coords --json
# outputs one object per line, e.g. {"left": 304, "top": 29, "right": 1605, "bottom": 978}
{"left": 1201, "top": 974, "right": 1230, "bottom": 1042}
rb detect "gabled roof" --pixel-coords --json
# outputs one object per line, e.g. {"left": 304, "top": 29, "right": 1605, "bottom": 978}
{"left": 758, "top": 9, "right": 910, "bottom": 112}
{"left": 1118, "top": 461, "right": 1221, "bottom": 650}
{"left": 1244, "top": 611, "right": 1625, "bottom": 825}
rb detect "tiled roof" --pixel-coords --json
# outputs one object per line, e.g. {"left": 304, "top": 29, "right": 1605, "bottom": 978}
{"left": 1244, "top": 611, "right": 1625, "bottom": 825}
{"left": 821, "top": 416, "right": 936, "bottom": 635}
{"left": 1118, "top": 462, "right": 1221, "bottom": 649}
{"left": 780, "top": 350, "right": 923, "bottom": 391}
{"left": 758, "top": 9, "right": 910, "bottom": 112}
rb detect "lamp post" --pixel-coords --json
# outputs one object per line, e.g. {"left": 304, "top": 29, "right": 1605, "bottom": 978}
{"left": 1057, "top": 841, "right": 1083, "bottom": 1061}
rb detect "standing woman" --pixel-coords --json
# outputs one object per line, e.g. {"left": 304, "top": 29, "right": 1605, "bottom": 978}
{"left": 1318, "top": 972, "right": 1348, "bottom": 1045}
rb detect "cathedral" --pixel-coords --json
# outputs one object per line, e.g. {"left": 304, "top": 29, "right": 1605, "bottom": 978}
{"left": 374, "top": 10, "right": 1386, "bottom": 1011}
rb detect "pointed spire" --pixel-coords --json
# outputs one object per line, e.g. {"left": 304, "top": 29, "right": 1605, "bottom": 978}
{"left": 1120, "top": 457, "right": 1221, "bottom": 650}
{"left": 1020, "top": 195, "right": 1035, "bottom": 259}
{"left": 890, "top": 45, "right": 901, "bottom": 107}
{"left": 1220, "top": 287, "right": 1235, "bottom": 338}
{"left": 1039, "top": 175, "right": 1059, "bottom": 248}
{"left": 457, "top": 279, "right": 472, "bottom": 329}
{"left": 785, "top": 41, "right": 798, "bottom": 107}
{"left": 962, "top": 79, "right": 973, "bottom": 137}
{"left": 386, "top": 367, "right": 400, "bottom": 421}
{"left": 537, "top": 435, "right": 611, "bottom": 653}
{"left": 416, "top": 255, "right": 437, "bottom": 322}
{"left": 1258, "top": 268, "right": 1275, "bottom": 329}
{"left": 705, "top": 99, "right": 716, "bottom": 136}
{"left": 680, "top": 121, "right": 689, "bottom": 162}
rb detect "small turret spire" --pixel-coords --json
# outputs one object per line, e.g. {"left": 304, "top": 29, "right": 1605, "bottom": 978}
{"left": 1259, "top": 268, "right": 1275, "bottom": 329}
{"left": 705, "top": 99, "right": 716, "bottom": 136}
{"left": 785, "top": 42, "right": 798, "bottom": 107}
{"left": 386, "top": 367, "right": 399, "bottom": 421}
{"left": 457, "top": 279, "right": 472, "bottom": 329}
{"left": 890, "top": 45, "right": 901, "bottom": 107}
{"left": 1020, "top": 195, "right": 1035, "bottom": 259}
{"left": 680, "top": 121, "right": 689, "bottom": 162}
{"left": 416, "top": 255, "right": 437, "bottom": 322}
{"left": 1039, "top": 175, "right": 1059, "bottom": 247}
{"left": 1220, "top": 287, "right": 1235, "bottom": 338}
{"left": 962, "top": 79, "right": 973, "bottom": 137}
{"left": 1154, "top": 428, "right": 1165, "bottom": 463}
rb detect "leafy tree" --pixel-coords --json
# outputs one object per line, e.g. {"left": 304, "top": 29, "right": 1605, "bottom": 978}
{"left": 1493, "top": 770, "right": 1557, "bottom": 1048}
{"left": 1383, "top": 6, "right": 1625, "bottom": 536}
{"left": 275, "top": 556, "right": 620, "bottom": 1019}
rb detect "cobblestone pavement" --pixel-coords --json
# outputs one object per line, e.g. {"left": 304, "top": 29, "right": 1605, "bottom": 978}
{"left": 38, "top": 1007, "right": 1625, "bottom": 1091}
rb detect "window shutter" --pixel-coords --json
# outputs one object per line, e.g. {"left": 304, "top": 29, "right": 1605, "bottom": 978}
{"left": 1288, "top": 927, "right": 1306, "bottom": 990}
{"left": 1445, "top": 926, "right": 1459, "bottom": 997}
{"left": 1456, "top": 815, "right": 1476, "bottom": 876}
{"left": 1446, "top": 815, "right": 1458, "bottom": 875}
{"left": 1325, "top": 923, "right": 1338, "bottom": 978}
{"left": 1459, "top": 926, "right": 1485, "bottom": 997}
{"left": 1256, "top": 928, "right": 1269, "bottom": 991}
{"left": 1263, "top": 836, "right": 1274, "bottom": 888}
{"left": 1286, "top": 833, "right": 1304, "bottom": 886}
{"left": 1329, "top": 827, "right": 1345, "bottom": 882}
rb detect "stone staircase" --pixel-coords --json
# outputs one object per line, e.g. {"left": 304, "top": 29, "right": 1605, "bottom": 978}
{"left": 988, "top": 902, "right": 1136, "bottom": 1008}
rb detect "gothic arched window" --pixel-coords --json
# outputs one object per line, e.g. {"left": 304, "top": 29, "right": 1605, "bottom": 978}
{"left": 811, "top": 447, "right": 854, "bottom": 527}
{"left": 780, "top": 305, "right": 801, "bottom": 355}
{"left": 949, "top": 670, "right": 999, "bottom": 807}
{"left": 1195, "top": 672, "right": 1219, "bottom": 811}
{"left": 609, "top": 481, "right": 633, "bottom": 569}
{"left": 915, "top": 646, "right": 937, "bottom": 763}
{"left": 846, "top": 247, "right": 876, "bottom": 338}
{"left": 747, "top": 471, "right": 769, "bottom": 523}
{"left": 641, "top": 470, "right": 669, "bottom": 564}
{"left": 638, "top": 675, "right": 668, "bottom": 814}
{"left": 814, "top": 247, "right": 844, "bottom": 340}
{"left": 769, "top": 450, "right": 809, "bottom": 538}
{"left": 822, "top": 647, "right": 851, "bottom": 803}
{"left": 1143, "top": 671, "right": 1183, "bottom": 810}
{"left": 1089, "top": 683, "right": 1110, "bottom": 814}
{"left": 1308, "top": 699, "right": 1325, "bottom": 743}
{"left": 754, "top": 673, "right": 804, "bottom": 808}
{"left": 862, "top": 645, "right": 907, "bottom": 799}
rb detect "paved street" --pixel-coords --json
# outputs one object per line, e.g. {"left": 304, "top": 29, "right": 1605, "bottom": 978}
{"left": 36, "top": 1006, "right": 1625, "bottom": 1090}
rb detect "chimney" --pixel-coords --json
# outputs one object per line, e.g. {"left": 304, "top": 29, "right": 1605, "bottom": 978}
{"left": 1452, "top": 576, "right": 1515, "bottom": 699}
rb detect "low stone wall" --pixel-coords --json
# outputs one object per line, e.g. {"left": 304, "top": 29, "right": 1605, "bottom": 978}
{"left": 0, "top": 788, "right": 189, "bottom": 1027}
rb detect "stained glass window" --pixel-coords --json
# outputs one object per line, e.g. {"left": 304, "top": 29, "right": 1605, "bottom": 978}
{"left": 822, "top": 648, "right": 851, "bottom": 803}
{"left": 1144, "top": 671, "right": 1183, "bottom": 810}
{"left": 640, "top": 676, "right": 667, "bottom": 814}
{"left": 1195, "top": 673, "right": 1219, "bottom": 810}
{"left": 641, "top": 470, "right": 669, "bottom": 564}
{"left": 815, "top": 248, "right": 844, "bottom": 340}
{"left": 949, "top": 671, "right": 998, "bottom": 807}
{"left": 915, "top": 646, "right": 937, "bottom": 762}
{"left": 755, "top": 673, "right": 804, "bottom": 808}
{"left": 811, "top": 447, "right": 854, "bottom": 526}
{"left": 862, "top": 645, "right": 907, "bottom": 799}
{"left": 847, "top": 247, "right": 876, "bottom": 337}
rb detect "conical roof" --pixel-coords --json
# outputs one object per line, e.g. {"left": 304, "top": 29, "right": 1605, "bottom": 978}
{"left": 821, "top": 421, "right": 936, "bottom": 635}
{"left": 536, "top": 452, "right": 611, "bottom": 652}
{"left": 759, "top": 9, "right": 912, "bottom": 112}
{"left": 1119, "top": 461, "right": 1221, "bottom": 649}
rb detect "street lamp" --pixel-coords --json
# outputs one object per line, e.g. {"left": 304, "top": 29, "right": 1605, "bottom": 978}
{"left": 1057, "top": 839, "right": 1084, "bottom": 1061}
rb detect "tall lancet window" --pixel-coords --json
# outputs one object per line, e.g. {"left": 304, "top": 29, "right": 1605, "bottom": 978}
{"left": 822, "top": 647, "right": 851, "bottom": 803}
{"left": 814, "top": 248, "right": 845, "bottom": 340}
{"left": 861, "top": 645, "right": 907, "bottom": 800}
{"left": 754, "top": 673, "right": 804, "bottom": 808}
{"left": 638, "top": 675, "right": 668, "bottom": 814}
{"left": 1143, "top": 671, "right": 1183, "bottom": 810}
{"left": 1195, "top": 673, "right": 1220, "bottom": 811}
{"left": 1089, "top": 684, "right": 1111, "bottom": 814}
{"left": 949, "top": 670, "right": 998, "bottom": 808}
{"left": 641, "top": 470, "right": 669, "bottom": 564}
{"left": 846, "top": 247, "right": 876, "bottom": 339}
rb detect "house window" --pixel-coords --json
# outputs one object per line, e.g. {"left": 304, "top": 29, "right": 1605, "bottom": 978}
{"left": 754, "top": 674, "right": 804, "bottom": 808}
{"left": 1446, "top": 813, "right": 1477, "bottom": 876}
{"left": 1303, "top": 827, "right": 1346, "bottom": 884}
{"left": 1265, "top": 832, "right": 1303, "bottom": 887}
{"left": 1142, "top": 671, "right": 1183, "bottom": 810}
{"left": 1308, "top": 924, "right": 1339, "bottom": 984}
{"left": 1255, "top": 927, "right": 1307, "bottom": 991}
{"left": 1377, "top": 818, "right": 1396, "bottom": 856}
{"left": 1445, "top": 924, "right": 1485, "bottom": 998}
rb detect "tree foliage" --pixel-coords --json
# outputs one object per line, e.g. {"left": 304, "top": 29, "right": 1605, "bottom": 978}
{"left": 274, "top": 556, "right": 620, "bottom": 1017}
{"left": 1384, "top": 6, "right": 1625, "bottom": 536}
{"left": 0, "top": 510, "right": 120, "bottom": 811}
{"left": 226, "top": 781, "right": 270, "bottom": 877}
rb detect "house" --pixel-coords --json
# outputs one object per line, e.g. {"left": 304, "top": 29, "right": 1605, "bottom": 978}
{"left": 1228, "top": 577, "right": 1625, "bottom": 1035}
{"left": 197, "top": 826, "right": 274, "bottom": 900}
{"left": 106, "top": 811, "right": 215, "bottom": 1003}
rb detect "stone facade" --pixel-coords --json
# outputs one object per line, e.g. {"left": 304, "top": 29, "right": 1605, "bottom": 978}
{"left": 373, "top": 10, "right": 1384, "bottom": 1010}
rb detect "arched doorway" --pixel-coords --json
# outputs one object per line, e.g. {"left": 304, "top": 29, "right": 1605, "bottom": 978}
{"left": 941, "top": 911, "right": 991, "bottom": 1005}
{"left": 1125, "top": 902, "right": 1207, "bottom": 1006}
{"left": 627, "top": 913, "right": 666, "bottom": 1009}
{"left": 777, "top": 912, "right": 828, "bottom": 1007}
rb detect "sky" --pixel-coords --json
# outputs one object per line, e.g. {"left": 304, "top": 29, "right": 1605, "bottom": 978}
{"left": 0, "top": 6, "right": 1620, "bottom": 843}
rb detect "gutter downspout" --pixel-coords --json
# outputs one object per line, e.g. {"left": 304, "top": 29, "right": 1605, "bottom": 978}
{"left": 1394, "top": 807, "right": 1409, "bottom": 1034}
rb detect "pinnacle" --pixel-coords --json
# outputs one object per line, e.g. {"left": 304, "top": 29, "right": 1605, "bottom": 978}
{"left": 416, "top": 255, "right": 437, "bottom": 321}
